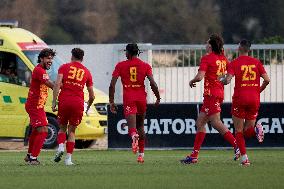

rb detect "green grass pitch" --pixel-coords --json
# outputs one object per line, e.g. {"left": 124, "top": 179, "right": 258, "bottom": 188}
{"left": 0, "top": 149, "right": 283, "bottom": 189}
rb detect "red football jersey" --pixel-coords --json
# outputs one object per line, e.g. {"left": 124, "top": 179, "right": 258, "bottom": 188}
{"left": 198, "top": 52, "right": 229, "bottom": 98}
{"left": 58, "top": 62, "right": 93, "bottom": 102}
{"left": 227, "top": 55, "right": 266, "bottom": 102}
{"left": 112, "top": 57, "right": 152, "bottom": 102}
{"left": 26, "top": 64, "right": 49, "bottom": 109}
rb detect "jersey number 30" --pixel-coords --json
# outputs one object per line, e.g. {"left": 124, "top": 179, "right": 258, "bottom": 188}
{"left": 68, "top": 66, "right": 85, "bottom": 81}
{"left": 130, "top": 67, "right": 137, "bottom": 82}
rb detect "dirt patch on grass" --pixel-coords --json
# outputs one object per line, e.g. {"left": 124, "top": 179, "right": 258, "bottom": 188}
{"left": 0, "top": 135, "right": 108, "bottom": 150}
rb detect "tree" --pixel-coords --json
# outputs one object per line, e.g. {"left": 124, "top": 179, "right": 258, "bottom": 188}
{"left": 0, "top": 0, "right": 49, "bottom": 36}
{"left": 218, "top": 0, "right": 284, "bottom": 43}
{"left": 82, "top": 0, "right": 118, "bottom": 43}
{"left": 42, "top": 0, "right": 118, "bottom": 44}
{"left": 114, "top": 0, "right": 222, "bottom": 43}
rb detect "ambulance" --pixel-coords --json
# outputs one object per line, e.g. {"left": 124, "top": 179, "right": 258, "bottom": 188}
{"left": 0, "top": 21, "right": 108, "bottom": 148}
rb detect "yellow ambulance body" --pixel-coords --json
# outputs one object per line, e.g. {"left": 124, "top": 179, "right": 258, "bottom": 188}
{"left": 0, "top": 22, "right": 107, "bottom": 148}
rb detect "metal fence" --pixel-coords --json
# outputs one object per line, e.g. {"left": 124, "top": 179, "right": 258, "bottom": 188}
{"left": 53, "top": 44, "right": 284, "bottom": 103}
{"left": 144, "top": 44, "right": 284, "bottom": 103}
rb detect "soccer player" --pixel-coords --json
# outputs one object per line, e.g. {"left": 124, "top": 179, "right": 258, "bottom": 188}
{"left": 221, "top": 39, "right": 270, "bottom": 166}
{"left": 24, "top": 48, "right": 56, "bottom": 165}
{"left": 109, "top": 43, "right": 160, "bottom": 163}
{"left": 180, "top": 34, "right": 240, "bottom": 164}
{"left": 52, "top": 48, "right": 94, "bottom": 165}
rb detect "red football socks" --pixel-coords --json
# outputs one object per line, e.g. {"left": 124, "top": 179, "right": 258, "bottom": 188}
{"left": 28, "top": 129, "right": 37, "bottom": 154}
{"left": 244, "top": 126, "right": 256, "bottom": 138}
{"left": 235, "top": 132, "right": 246, "bottom": 155}
{"left": 190, "top": 132, "right": 206, "bottom": 157}
{"left": 223, "top": 131, "right": 237, "bottom": 149}
{"left": 128, "top": 127, "right": 137, "bottom": 137}
{"left": 138, "top": 138, "right": 145, "bottom": 153}
{"left": 57, "top": 132, "right": 66, "bottom": 144}
{"left": 66, "top": 141, "right": 75, "bottom": 154}
{"left": 31, "top": 131, "right": 48, "bottom": 157}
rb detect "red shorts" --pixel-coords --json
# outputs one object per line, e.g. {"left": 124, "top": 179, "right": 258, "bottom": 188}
{"left": 200, "top": 96, "right": 223, "bottom": 116}
{"left": 231, "top": 99, "right": 259, "bottom": 120}
{"left": 57, "top": 100, "right": 84, "bottom": 126}
{"left": 123, "top": 100, "right": 147, "bottom": 117}
{"left": 25, "top": 104, "right": 48, "bottom": 127}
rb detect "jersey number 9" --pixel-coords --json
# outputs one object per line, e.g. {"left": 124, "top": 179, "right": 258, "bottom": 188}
{"left": 68, "top": 66, "right": 85, "bottom": 81}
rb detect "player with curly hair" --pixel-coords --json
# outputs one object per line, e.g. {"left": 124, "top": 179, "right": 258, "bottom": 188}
{"left": 180, "top": 34, "right": 240, "bottom": 164}
{"left": 24, "top": 48, "right": 56, "bottom": 165}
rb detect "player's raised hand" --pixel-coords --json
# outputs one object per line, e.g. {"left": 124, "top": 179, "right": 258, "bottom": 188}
{"left": 189, "top": 80, "right": 196, "bottom": 88}
{"left": 52, "top": 100, "right": 57, "bottom": 112}
{"left": 110, "top": 102, "right": 117, "bottom": 114}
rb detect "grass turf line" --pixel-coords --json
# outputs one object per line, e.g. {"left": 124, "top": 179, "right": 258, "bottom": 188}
{"left": 0, "top": 149, "right": 283, "bottom": 189}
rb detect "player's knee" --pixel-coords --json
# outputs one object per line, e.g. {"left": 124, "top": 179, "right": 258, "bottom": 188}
{"left": 59, "top": 125, "right": 67, "bottom": 132}
{"left": 68, "top": 126, "right": 76, "bottom": 134}
{"left": 234, "top": 127, "right": 243, "bottom": 133}
{"left": 36, "top": 126, "right": 48, "bottom": 133}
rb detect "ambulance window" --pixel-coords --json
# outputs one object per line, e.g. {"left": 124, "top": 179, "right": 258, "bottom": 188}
{"left": 16, "top": 57, "right": 31, "bottom": 87}
{"left": 0, "top": 51, "right": 31, "bottom": 87}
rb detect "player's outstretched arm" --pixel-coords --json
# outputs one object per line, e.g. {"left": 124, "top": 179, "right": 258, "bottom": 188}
{"left": 189, "top": 71, "right": 205, "bottom": 88}
{"left": 109, "top": 77, "right": 118, "bottom": 113}
{"left": 220, "top": 74, "right": 233, "bottom": 85}
{"left": 147, "top": 75, "right": 160, "bottom": 106}
{"left": 86, "top": 86, "right": 95, "bottom": 114}
{"left": 45, "top": 80, "right": 55, "bottom": 89}
{"left": 260, "top": 73, "right": 270, "bottom": 93}
{"left": 52, "top": 74, "right": 63, "bottom": 112}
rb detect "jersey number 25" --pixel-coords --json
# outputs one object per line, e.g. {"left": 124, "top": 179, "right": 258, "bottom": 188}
{"left": 241, "top": 65, "right": 256, "bottom": 81}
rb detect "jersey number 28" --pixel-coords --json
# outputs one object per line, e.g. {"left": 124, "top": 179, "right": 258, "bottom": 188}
{"left": 216, "top": 60, "right": 227, "bottom": 76}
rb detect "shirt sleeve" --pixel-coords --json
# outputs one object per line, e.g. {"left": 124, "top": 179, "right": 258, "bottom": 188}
{"left": 58, "top": 65, "right": 64, "bottom": 74}
{"left": 227, "top": 61, "right": 235, "bottom": 76}
{"left": 146, "top": 63, "right": 153, "bottom": 76}
{"left": 86, "top": 70, "right": 93, "bottom": 87}
{"left": 34, "top": 67, "right": 49, "bottom": 84}
{"left": 198, "top": 56, "right": 208, "bottom": 72}
{"left": 112, "top": 63, "right": 120, "bottom": 77}
{"left": 257, "top": 60, "right": 266, "bottom": 75}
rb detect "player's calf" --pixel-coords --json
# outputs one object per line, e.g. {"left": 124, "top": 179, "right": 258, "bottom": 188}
{"left": 131, "top": 134, "right": 139, "bottom": 154}
{"left": 255, "top": 123, "right": 264, "bottom": 143}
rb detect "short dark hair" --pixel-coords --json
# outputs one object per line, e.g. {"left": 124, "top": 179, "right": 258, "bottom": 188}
{"left": 239, "top": 39, "right": 251, "bottom": 52}
{"left": 125, "top": 43, "right": 140, "bottom": 56}
{"left": 72, "top": 48, "right": 84, "bottom": 61}
{"left": 37, "top": 48, "right": 56, "bottom": 63}
{"left": 208, "top": 34, "right": 224, "bottom": 55}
